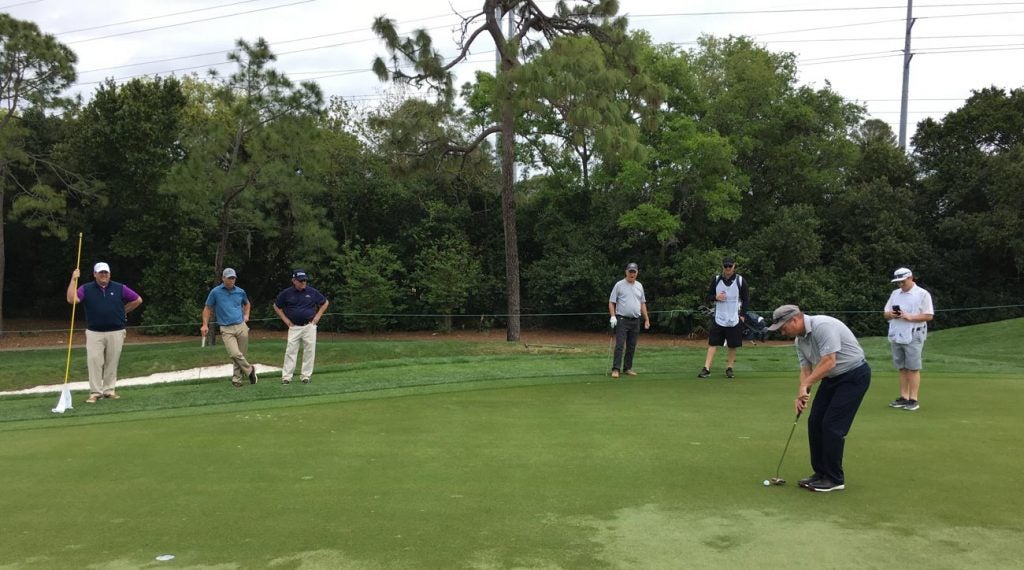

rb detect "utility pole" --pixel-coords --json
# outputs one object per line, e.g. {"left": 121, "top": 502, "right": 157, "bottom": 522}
{"left": 898, "top": 0, "right": 915, "bottom": 149}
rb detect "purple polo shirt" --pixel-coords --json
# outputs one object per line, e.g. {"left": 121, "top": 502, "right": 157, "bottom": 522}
{"left": 77, "top": 284, "right": 140, "bottom": 303}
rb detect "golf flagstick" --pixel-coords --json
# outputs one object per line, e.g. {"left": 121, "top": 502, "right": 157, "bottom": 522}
{"left": 53, "top": 232, "right": 84, "bottom": 414}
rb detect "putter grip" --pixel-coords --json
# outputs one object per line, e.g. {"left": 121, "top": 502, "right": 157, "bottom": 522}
{"left": 797, "top": 387, "right": 811, "bottom": 417}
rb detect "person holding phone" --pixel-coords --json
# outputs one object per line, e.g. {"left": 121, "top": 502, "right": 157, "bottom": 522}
{"left": 884, "top": 267, "right": 935, "bottom": 411}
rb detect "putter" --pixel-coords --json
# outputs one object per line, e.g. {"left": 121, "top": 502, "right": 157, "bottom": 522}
{"left": 768, "top": 388, "right": 811, "bottom": 486}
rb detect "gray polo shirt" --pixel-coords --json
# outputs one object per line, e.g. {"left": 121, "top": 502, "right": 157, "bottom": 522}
{"left": 795, "top": 315, "right": 866, "bottom": 377}
{"left": 609, "top": 279, "right": 646, "bottom": 319}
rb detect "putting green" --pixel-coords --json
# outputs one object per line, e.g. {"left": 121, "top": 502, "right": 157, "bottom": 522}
{"left": 1, "top": 367, "right": 1021, "bottom": 568}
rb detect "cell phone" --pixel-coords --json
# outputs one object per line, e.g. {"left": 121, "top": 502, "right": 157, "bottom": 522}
{"left": 892, "top": 305, "right": 902, "bottom": 314}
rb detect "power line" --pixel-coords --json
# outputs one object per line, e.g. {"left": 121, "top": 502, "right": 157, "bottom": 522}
{"left": 75, "top": 14, "right": 468, "bottom": 75}
{"left": 799, "top": 42, "right": 1024, "bottom": 65}
{"left": 628, "top": 2, "right": 1024, "bottom": 17}
{"left": 672, "top": 33, "right": 1024, "bottom": 46}
{"left": 66, "top": 0, "right": 316, "bottom": 45}
{"left": 0, "top": 0, "right": 43, "bottom": 9}
{"left": 54, "top": 0, "right": 269, "bottom": 36}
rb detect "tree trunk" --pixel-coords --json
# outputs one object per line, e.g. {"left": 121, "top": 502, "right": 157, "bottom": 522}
{"left": 0, "top": 186, "right": 5, "bottom": 336}
{"left": 500, "top": 98, "right": 521, "bottom": 342}
{"left": 214, "top": 200, "right": 230, "bottom": 281}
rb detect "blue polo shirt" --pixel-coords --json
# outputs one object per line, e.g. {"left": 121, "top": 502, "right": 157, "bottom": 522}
{"left": 275, "top": 285, "right": 327, "bottom": 325}
{"left": 205, "top": 284, "right": 249, "bottom": 326}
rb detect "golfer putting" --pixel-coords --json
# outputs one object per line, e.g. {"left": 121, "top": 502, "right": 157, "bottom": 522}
{"left": 607, "top": 262, "right": 650, "bottom": 378}
{"left": 766, "top": 305, "right": 871, "bottom": 492}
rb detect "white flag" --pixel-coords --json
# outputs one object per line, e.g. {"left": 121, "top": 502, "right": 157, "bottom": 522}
{"left": 51, "top": 385, "right": 74, "bottom": 414}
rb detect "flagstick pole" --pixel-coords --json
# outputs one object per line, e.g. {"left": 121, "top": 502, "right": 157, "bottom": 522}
{"left": 63, "top": 232, "right": 84, "bottom": 385}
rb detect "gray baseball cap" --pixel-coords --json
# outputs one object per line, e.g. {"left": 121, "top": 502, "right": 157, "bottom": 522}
{"left": 766, "top": 304, "right": 801, "bottom": 331}
{"left": 223, "top": 268, "right": 237, "bottom": 278}
{"left": 625, "top": 262, "right": 639, "bottom": 272}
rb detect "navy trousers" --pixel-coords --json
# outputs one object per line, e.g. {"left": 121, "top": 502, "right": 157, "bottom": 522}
{"left": 807, "top": 362, "right": 871, "bottom": 484}
{"left": 612, "top": 316, "right": 641, "bottom": 371}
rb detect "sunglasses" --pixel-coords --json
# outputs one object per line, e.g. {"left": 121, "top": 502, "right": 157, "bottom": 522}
{"left": 723, "top": 264, "right": 734, "bottom": 269}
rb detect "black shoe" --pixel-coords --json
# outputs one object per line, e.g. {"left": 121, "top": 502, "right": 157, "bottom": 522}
{"left": 301, "top": 378, "right": 310, "bottom": 384}
{"left": 697, "top": 367, "right": 711, "bottom": 378}
{"left": 798, "top": 474, "right": 822, "bottom": 489}
{"left": 889, "top": 397, "right": 909, "bottom": 408}
{"left": 725, "top": 367, "right": 734, "bottom": 379}
{"left": 807, "top": 477, "right": 845, "bottom": 492}
{"left": 249, "top": 365, "right": 258, "bottom": 384}
{"left": 903, "top": 399, "right": 920, "bottom": 411}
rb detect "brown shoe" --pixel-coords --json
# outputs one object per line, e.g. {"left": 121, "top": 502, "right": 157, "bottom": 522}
{"left": 624, "top": 369, "right": 638, "bottom": 376}
{"left": 103, "top": 392, "right": 120, "bottom": 400}
{"left": 611, "top": 370, "right": 620, "bottom": 378}
{"left": 86, "top": 394, "right": 101, "bottom": 403}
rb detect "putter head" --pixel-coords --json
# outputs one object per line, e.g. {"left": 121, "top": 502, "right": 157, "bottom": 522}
{"left": 769, "top": 477, "right": 786, "bottom": 486}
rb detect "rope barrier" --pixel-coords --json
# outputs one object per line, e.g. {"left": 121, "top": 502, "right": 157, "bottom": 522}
{"left": 3, "top": 303, "right": 1021, "bottom": 335}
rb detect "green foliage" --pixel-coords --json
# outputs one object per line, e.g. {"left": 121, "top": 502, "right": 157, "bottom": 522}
{"left": 331, "top": 242, "right": 406, "bottom": 332}
{"left": 0, "top": 13, "right": 78, "bottom": 328}
{"left": 617, "top": 203, "right": 680, "bottom": 244}
{"left": 912, "top": 87, "right": 1024, "bottom": 321}
{"left": 411, "top": 236, "right": 482, "bottom": 331}
{"left": 0, "top": 14, "right": 77, "bottom": 115}
{"left": 9, "top": 183, "right": 67, "bottom": 239}
{"left": 2, "top": 9, "right": 1021, "bottom": 339}
{"left": 172, "top": 37, "right": 325, "bottom": 277}
{"left": 136, "top": 235, "right": 211, "bottom": 335}
{"left": 522, "top": 241, "right": 610, "bottom": 326}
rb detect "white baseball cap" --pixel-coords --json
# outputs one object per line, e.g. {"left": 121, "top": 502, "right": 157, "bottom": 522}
{"left": 891, "top": 267, "right": 912, "bottom": 282}
{"left": 93, "top": 262, "right": 110, "bottom": 273}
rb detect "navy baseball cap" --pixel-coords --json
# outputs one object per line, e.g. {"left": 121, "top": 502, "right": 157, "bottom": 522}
{"left": 292, "top": 270, "right": 308, "bottom": 281}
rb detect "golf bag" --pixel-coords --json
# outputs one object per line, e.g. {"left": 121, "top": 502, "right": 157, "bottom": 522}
{"left": 743, "top": 311, "right": 768, "bottom": 342}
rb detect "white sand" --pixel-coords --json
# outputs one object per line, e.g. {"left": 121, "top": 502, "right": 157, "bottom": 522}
{"left": 0, "top": 364, "right": 282, "bottom": 397}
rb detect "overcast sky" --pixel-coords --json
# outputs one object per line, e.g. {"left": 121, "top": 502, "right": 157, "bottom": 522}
{"left": 6, "top": 0, "right": 1023, "bottom": 144}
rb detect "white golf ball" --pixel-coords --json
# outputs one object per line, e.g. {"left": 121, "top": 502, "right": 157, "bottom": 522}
{"left": 763, "top": 479, "right": 770, "bottom": 486}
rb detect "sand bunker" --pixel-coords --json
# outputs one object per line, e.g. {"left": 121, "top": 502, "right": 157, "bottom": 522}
{"left": 0, "top": 364, "right": 283, "bottom": 397}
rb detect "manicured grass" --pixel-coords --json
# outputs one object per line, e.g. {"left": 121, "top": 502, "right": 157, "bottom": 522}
{"left": 0, "top": 319, "right": 1021, "bottom": 568}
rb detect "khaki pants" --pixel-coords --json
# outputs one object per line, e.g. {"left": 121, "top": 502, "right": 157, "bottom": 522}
{"left": 85, "top": 329, "right": 127, "bottom": 395}
{"left": 282, "top": 324, "right": 318, "bottom": 381}
{"left": 220, "top": 323, "right": 254, "bottom": 384}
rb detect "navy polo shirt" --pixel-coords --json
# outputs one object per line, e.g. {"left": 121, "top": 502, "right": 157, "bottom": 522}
{"left": 275, "top": 285, "right": 327, "bottom": 325}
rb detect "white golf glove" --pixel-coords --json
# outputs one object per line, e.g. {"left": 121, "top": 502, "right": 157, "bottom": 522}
{"left": 610, "top": 316, "right": 618, "bottom": 329}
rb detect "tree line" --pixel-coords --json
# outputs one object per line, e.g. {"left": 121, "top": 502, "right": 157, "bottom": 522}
{"left": 1, "top": 4, "right": 1021, "bottom": 339}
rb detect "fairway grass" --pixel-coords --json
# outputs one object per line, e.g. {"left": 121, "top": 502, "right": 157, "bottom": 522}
{"left": 1, "top": 320, "right": 1022, "bottom": 568}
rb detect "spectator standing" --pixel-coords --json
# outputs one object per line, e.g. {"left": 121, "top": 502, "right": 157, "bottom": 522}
{"left": 201, "top": 268, "right": 258, "bottom": 387}
{"left": 273, "top": 269, "right": 329, "bottom": 384}
{"left": 65, "top": 262, "right": 143, "bottom": 403}
{"left": 608, "top": 262, "right": 651, "bottom": 379}
{"left": 698, "top": 257, "right": 749, "bottom": 379}
{"left": 883, "top": 267, "right": 934, "bottom": 411}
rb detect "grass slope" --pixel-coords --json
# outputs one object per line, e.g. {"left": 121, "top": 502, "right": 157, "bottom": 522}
{"left": 0, "top": 319, "right": 1021, "bottom": 568}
